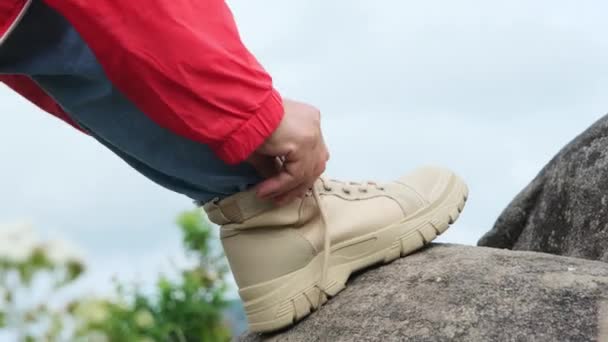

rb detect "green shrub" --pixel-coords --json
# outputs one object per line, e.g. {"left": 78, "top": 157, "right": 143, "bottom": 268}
{"left": 0, "top": 211, "right": 232, "bottom": 342}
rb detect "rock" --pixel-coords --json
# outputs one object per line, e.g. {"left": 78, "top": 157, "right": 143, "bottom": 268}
{"left": 478, "top": 114, "right": 608, "bottom": 261}
{"left": 240, "top": 244, "right": 608, "bottom": 342}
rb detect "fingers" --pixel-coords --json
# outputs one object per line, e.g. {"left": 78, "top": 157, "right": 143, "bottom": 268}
{"left": 249, "top": 98, "right": 330, "bottom": 206}
{"left": 246, "top": 153, "right": 282, "bottom": 178}
{"left": 256, "top": 170, "right": 299, "bottom": 199}
{"left": 256, "top": 154, "right": 326, "bottom": 206}
{"left": 273, "top": 181, "right": 312, "bottom": 206}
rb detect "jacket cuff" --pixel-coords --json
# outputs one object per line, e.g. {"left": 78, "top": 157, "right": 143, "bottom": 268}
{"left": 214, "top": 89, "right": 284, "bottom": 165}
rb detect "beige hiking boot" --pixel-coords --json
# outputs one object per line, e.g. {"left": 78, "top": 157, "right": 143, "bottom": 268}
{"left": 203, "top": 166, "right": 468, "bottom": 333}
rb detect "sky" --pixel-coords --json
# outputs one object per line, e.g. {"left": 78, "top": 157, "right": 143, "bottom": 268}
{"left": 1, "top": 0, "right": 607, "bottom": 299}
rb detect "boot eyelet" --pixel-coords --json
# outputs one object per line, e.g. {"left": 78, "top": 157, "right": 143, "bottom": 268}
{"left": 323, "top": 186, "right": 333, "bottom": 192}
{"left": 342, "top": 188, "right": 351, "bottom": 195}
{"left": 359, "top": 188, "right": 368, "bottom": 193}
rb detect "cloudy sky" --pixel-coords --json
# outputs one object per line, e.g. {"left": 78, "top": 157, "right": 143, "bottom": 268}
{"left": 1, "top": 0, "right": 607, "bottom": 297}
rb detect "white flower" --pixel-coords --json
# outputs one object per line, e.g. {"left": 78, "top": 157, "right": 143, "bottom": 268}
{"left": 0, "top": 222, "right": 39, "bottom": 263}
{"left": 41, "top": 238, "right": 85, "bottom": 265}
{"left": 82, "top": 330, "right": 109, "bottom": 342}
{"left": 134, "top": 309, "right": 155, "bottom": 328}
{"left": 74, "top": 299, "right": 109, "bottom": 323}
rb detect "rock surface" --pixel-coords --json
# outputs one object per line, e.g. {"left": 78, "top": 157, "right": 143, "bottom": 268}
{"left": 478, "top": 114, "right": 608, "bottom": 261}
{"left": 241, "top": 244, "right": 608, "bottom": 342}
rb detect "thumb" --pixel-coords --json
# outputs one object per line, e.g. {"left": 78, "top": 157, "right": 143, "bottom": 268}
{"left": 246, "top": 153, "right": 283, "bottom": 179}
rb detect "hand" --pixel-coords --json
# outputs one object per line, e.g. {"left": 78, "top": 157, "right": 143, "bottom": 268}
{"left": 248, "top": 99, "right": 330, "bottom": 206}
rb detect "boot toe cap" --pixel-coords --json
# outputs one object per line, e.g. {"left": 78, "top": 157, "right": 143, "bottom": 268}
{"left": 396, "top": 166, "right": 456, "bottom": 203}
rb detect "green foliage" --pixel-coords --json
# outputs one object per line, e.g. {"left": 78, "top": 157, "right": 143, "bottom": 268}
{"left": 0, "top": 228, "right": 86, "bottom": 342}
{"left": 0, "top": 211, "right": 232, "bottom": 342}
{"left": 76, "top": 210, "right": 231, "bottom": 342}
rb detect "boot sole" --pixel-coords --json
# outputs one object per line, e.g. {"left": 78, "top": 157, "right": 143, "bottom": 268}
{"left": 240, "top": 172, "right": 469, "bottom": 333}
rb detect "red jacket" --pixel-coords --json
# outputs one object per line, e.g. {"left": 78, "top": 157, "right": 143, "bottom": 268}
{"left": 0, "top": 0, "right": 284, "bottom": 164}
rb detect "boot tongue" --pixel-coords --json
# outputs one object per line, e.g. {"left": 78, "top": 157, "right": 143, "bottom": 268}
{"left": 203, "top": 189, "right": 275, "bottom": 225}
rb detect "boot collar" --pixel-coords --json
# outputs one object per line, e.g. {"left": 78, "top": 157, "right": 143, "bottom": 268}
{"left": 203, "top": 189, "right": 275, "bottom": 225}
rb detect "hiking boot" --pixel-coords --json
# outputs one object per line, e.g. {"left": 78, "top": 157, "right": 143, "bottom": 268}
{"left": 203, "top": 166, "right": 468, "bottom": 333}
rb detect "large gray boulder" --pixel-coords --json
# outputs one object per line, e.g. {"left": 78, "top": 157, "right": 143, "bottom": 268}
{"left": 478, "top": 114, "right": 608, "bottom": 261}
{"left": 241, "top": 244, "right": 608, "bottom": 342}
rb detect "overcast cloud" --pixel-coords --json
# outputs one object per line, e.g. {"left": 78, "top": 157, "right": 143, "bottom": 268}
{"left": 1, "top": 0, "right": 607, "bottom": 296}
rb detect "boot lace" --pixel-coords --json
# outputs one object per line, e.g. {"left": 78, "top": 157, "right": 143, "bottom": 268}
{"left": 311, "top": 178, "right": 385, "bottom": 304}
{"left": 311, "top": 184, "right": 330, "bottom": 305}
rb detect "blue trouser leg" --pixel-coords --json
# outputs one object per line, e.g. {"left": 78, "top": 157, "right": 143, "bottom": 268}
{"left": 0, "top": 0, "right": 262, "bottom": 203}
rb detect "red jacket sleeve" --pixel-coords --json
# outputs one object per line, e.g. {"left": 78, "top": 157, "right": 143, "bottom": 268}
{"left": 0, "top": 74, "right": 86, "bottom": 132}
{"left": 42, "top": 0, "right": 284, "bottom": 164}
